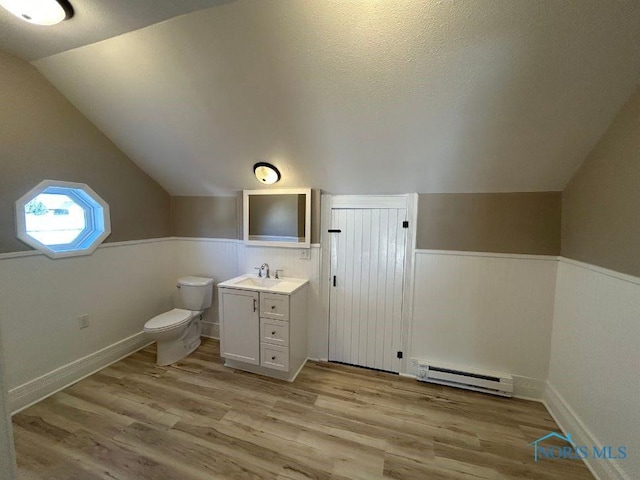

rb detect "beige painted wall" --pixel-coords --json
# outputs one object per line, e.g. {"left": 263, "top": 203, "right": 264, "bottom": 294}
{"left": 417, "top": 193, "right": 562, "bottom": 255}
{"left": 0, "top": 51, "right": 171, "bottom": 254}
{"left": 171, "top": 196, "right": 238, "bottom": 239}
{"left": 562, "top": 85, "right": 640, "bottom": 277}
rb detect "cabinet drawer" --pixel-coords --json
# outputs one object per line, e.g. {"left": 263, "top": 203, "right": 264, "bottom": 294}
{"left": 260, "top": 343, "right": 289, "bottom": 371}
{"left": 260, "top": 293, "right": 289, "bottom": 321}
{"left": 260, "top": 318, "right": 289, "bottom": 347}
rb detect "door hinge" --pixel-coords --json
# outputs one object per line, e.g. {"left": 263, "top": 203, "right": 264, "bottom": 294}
{"left": 397, "top": 351, "right": 403, "bottom": 359}
{"left": 402, "top": 221, "right": 409, "bottom": 228}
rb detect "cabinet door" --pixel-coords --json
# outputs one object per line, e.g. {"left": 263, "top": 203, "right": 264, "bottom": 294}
{"left": 220, "top": 289, "right": 259, "bottom": 365}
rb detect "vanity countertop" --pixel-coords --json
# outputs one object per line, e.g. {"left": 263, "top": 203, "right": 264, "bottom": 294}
{"left": 218, "top": 274, "right": 309, "bottom": 295}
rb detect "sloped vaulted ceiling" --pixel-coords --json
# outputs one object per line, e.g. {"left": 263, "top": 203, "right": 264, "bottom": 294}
{"left": 30, "top": 0, "right": 640, "bottom": 195}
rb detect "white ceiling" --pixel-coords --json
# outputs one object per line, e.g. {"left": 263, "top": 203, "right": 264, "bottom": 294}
{"left": 28, "top": 0, "right": 640, "bottom": 195}
{"left": 0, "top": 0, "right": 232, "bottom": 61}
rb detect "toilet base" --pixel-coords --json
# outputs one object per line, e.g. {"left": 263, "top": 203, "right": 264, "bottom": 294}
{"left": 156, "top": 336, "right": 201, "bottom": 366}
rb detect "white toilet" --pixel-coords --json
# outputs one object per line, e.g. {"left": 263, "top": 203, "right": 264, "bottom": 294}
{"left": 144, "top": 276, "right": 214, "bottom": 366}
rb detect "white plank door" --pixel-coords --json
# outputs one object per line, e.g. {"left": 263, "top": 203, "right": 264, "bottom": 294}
{"left": 328, "top": 207, "right": 407, "bottom": 373}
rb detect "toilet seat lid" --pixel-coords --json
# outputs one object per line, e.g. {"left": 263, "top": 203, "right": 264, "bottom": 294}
{"left": 144, "top": 308, "right": 192, "bottom": 332}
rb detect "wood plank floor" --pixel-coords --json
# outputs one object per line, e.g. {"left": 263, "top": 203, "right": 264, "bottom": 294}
{"left": 13, "top": 339, "right": 593, "bottom": 479}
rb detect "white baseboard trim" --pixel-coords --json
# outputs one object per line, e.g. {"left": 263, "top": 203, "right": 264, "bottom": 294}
{"left": 201, "top": 322, "right": 219, "bottom": 339}
{"left": 290, "top": 358, "right": 308, "bottom": 382}
{"left": 9, "top": 332, "right": 152, "bottom": 415}
{"left": 544, "top": 382, "right": 630, "bottom": 480}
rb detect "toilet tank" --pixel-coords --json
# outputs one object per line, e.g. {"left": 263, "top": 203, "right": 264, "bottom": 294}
{"left": 177, "top": 276, "right": 214, "bottom": 310}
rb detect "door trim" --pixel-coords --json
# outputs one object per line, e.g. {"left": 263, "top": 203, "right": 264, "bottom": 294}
{"left": 400, "top": 193, "right": 418, "bottom": 374}
{"left": 319, "top": 193, "right": 418, "bottom": 372}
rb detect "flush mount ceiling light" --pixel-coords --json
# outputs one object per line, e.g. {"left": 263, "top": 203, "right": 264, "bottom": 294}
{"left": 0, "top": 0, "right": 73, "bottom": 26}
{"left": 253, "top": 162, "right": 281, "bottom": 185}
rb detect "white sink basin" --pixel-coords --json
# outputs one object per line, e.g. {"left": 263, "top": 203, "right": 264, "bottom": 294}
{"left": 234, "top": 277, "right": 282, "bottom": 288}
{"left": 219, "top": 274, "right": 309, "bottom": 294}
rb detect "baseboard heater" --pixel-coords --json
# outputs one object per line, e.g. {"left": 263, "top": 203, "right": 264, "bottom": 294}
{"left": 414, "top": 361, "right": 513, "bottom": 397}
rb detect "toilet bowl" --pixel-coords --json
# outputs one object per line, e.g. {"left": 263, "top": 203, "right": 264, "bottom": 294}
{"left": 144, "top": 276, "right": 214, "bottom": 366}
{"left": 144, "top": 308, "right": 203, "bottom": 366}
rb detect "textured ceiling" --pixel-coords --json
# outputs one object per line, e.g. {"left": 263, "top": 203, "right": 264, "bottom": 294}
{"left": 0, "top": 0, "right": 233, "bottom": 60}
{"left": 31, "top": 0, "right": 640, "bottom": 195}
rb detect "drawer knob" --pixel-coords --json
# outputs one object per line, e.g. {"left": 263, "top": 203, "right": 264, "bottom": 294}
{"left": 271, "top": 305, "right": 276, "bottom": 309}
{"left": 271, "top": 331, "right": 276, "bottom": 335}
{"left": 271, "top": 356, "right": 276, "bottom": 360}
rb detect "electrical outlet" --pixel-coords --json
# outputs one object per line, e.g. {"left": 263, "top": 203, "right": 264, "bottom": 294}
{"left": 77, "top": 314, "right": 89, "bottom": 329}
{"left": 299, "top": 249, "right": 311, "bottom": 260}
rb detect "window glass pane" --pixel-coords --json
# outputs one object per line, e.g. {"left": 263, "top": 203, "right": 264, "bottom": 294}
{"left": 24, "top": 193, "right": 86, "bottom": 245}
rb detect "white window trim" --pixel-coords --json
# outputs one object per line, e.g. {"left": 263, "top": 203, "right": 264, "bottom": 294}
{"left": 15, "top": 180, "right": 111, "bottom": 259}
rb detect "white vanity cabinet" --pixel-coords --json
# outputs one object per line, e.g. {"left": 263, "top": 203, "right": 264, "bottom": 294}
{"left": 218, "top": 276, "right": 308, "bottom": 382}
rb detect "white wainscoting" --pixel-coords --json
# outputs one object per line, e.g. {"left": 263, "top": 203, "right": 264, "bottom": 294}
{"left": 172, "top": 238, "right": 239, "bottom": 338}
{"left": 546, "top": 259, "right": 640, "bottom": 480}
{"left": 409, "top": 250, "right": 558, "bottom": 398}
{"left": 0, "top": 238, "right": 176, "bottom": 413}
{"left": 0, "top": 326, "right": 16, "bottom": 478}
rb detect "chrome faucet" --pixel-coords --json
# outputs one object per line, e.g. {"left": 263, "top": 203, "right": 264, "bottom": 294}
{"left": 260, "top": 263, "right": 270, "bottom": 278}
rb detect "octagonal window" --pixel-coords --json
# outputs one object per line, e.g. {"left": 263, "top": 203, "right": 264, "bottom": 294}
{"left": 16, "top": 180, "right": 111, "bottom": 258}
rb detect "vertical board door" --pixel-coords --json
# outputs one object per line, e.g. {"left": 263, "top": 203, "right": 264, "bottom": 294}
{"left": 329, "top": 207, "right": 407, "bottom": 373}
{"left": 220, "top": 289, "right": 260, "bottom": 365}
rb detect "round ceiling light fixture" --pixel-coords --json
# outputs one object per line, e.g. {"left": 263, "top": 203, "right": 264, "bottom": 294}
{"left": 0, "top": 0, "right": 74, "bottom": 26}
{"left": 253, "top": 162, "right": 281, "bottom": 185}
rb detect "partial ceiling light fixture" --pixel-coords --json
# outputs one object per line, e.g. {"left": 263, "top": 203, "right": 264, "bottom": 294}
{"left": 253, "top": 162, "right": 281, "bottom": 185}
{"left": 0, "top": 0, "right": 74, "bottom": 26}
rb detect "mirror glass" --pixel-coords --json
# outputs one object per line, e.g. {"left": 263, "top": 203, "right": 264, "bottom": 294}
{"left": 244, "top": 188, "right": 311, "bottom": 248}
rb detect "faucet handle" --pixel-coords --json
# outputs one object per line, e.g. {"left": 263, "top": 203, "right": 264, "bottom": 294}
{"left": 254, "top": 266, "right": 262, "bottom": 278}
{"left": 275, "top": 269, "right": 284, "bottom": 279}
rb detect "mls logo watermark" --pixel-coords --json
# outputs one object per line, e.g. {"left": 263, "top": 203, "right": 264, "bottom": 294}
{"left": 530, "top": 432, "right": 627, "bottom": 462}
